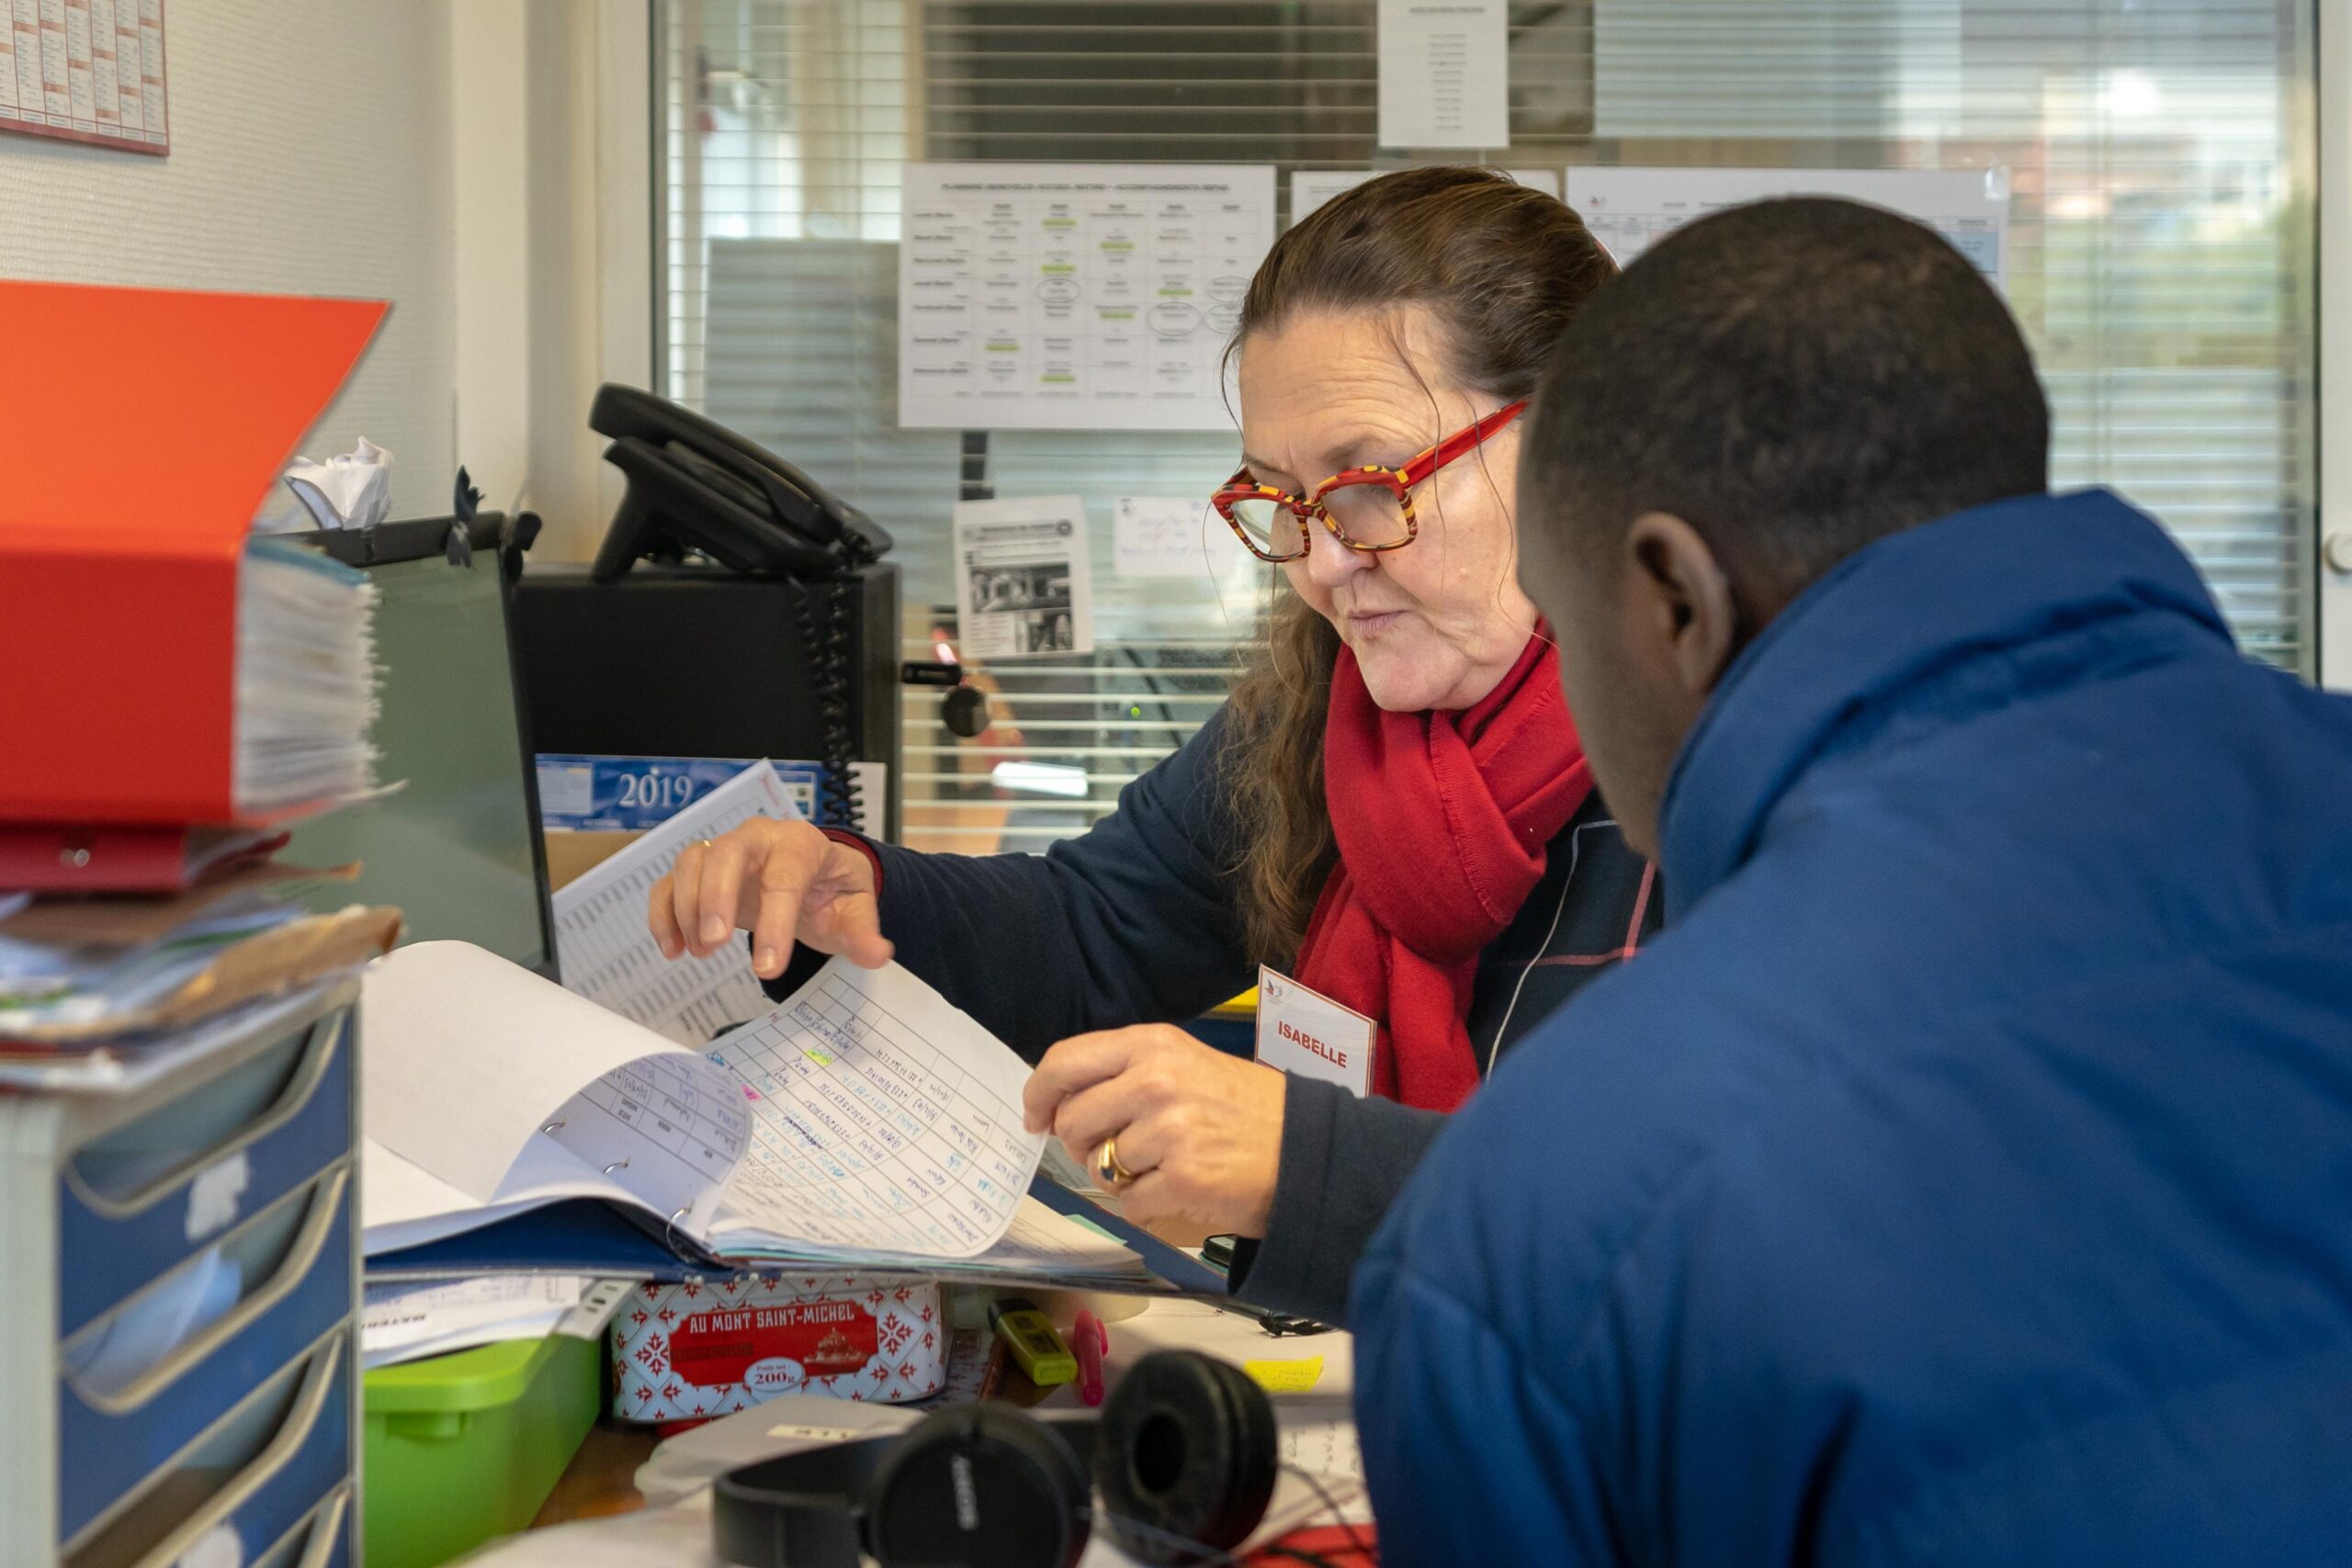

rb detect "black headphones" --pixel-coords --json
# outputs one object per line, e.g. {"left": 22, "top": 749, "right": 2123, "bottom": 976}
{"left": 710, "top": 1349, "right": 1278, "bottom": 1568}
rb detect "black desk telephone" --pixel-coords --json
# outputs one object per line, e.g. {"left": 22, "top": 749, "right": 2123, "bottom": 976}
{"left": 581, "top": 385, "right": 895, "bottom": 831}
{"left": 587, "top": 383, "right": 893, "bottom": 582}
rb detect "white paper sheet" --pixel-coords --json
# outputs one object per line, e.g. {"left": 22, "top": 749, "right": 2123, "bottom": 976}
{"left": 1289, "top": 165, "right": 1556, "bottom": 224}
{"left": 1281, "top": 1419, "right": 1365, "bottom": 1483}
{"left": 898, "top": 163, "right": 1274, "bottom": 432}
{"left": 552, "top": 760, "right": 800, "bottom": 1044}
{"left": 1377, "top": 0, "right": 1510, "bottom": 150}
{"left": 954, "top": 495, "right": 1097, "bottom": 659}
{"left": 1564, "top": 166, "right": 2011, "bottom": 287}
{"left": 361, "top": 941, "right": 741, "bottom": 1213}
{"left": 361, "top": 1275, "right": 634, "bottom": 1370}
{"left": 703, "top": 958, "right": 1047, "bottom": 1259}
{"left": 974, "top": 1196, "right": 1141, "bottom": 1275}
{"left": 362, "top": 1272, "right": 584, "bottom": 1352}
{"left": 1111, "top": 495, "right": 1253, "bottom": 580}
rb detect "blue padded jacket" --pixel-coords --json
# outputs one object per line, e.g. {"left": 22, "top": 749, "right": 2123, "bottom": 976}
{"left": 1353, "top": 491, "right": 2352, "bottom": 1564}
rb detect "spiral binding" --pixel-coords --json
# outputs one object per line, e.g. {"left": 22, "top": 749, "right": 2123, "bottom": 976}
{"left": 795, "top": 573, "right": 864, "bottom": 832}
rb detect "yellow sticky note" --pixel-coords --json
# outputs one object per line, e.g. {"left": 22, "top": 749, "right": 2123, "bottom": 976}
{"left": 1243, "top": 1355, "right": 1323, "bottom": 1393}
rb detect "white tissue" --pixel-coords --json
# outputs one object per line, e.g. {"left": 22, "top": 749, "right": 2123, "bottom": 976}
{"left": 283, "top": 437, "right": 394, "bottom": 531}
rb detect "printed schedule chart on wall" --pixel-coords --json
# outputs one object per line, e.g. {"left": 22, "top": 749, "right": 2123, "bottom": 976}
{"left": 0, "top": 0, "right": 168, "bottom": 154}
{"left": 898, "top": 163, "right": 1276, "bottom": 433}
{"left": 1565, "top": 166, "right": 2010, "bottom": 288}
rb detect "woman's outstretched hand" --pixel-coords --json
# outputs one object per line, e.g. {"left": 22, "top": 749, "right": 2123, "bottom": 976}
{"left": 1022, "top": 1025, "right": 1286, "bottom": 1238}
{"left": 647, "top": 818, "right": 893, "bottom": 980}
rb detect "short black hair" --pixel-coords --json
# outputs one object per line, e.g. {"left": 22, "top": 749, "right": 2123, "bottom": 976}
{"left": 1522, "top": 196, "right": 2050, "bottom": 598}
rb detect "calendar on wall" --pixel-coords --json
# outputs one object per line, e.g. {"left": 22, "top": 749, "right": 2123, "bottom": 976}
{"left": 0, "top": 0, "right": 168, "bottom": 156}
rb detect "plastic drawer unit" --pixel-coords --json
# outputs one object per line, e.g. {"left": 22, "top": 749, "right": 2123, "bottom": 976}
{"left": 0, "top": 979, "right": 364, "bottom": 1568}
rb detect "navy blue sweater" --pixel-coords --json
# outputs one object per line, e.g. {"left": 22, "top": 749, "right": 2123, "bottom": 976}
{"left": 769, "top": 705, "right": 1657, "bottom": 1324}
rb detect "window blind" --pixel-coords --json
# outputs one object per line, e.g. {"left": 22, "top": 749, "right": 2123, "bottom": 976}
{"left": 658, "top": 0, "right": 2319, "bottom": 852}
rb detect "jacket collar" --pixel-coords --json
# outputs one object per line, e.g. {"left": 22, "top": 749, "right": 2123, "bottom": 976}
{"left": 1659, "top": 489, "right": 2235, "bottom": 904}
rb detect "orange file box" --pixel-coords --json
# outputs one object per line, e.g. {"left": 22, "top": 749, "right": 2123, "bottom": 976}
{"left": 0, "top": 279, "right": 386, "bottom": 831}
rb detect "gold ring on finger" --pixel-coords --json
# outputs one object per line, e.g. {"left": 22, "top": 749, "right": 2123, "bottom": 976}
{"left": 1093, "top": 1134, "right": 1137, "bottom": 1189}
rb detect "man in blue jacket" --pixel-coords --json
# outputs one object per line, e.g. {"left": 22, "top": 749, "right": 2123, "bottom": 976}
{"left": 1351, "top": 196, "right": 2352, "bottom": 1562}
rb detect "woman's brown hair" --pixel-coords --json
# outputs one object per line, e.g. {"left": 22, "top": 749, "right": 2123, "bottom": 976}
{"left": 1221, "top": 166, "right": 1620, "bottom": 966}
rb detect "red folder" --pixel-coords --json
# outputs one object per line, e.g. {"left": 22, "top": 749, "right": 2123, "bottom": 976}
{"left": 0, "top": 280, "right": 389, "bottom": 842}
{"left": 0, "top": 826, "right": 290, "bottom": 896}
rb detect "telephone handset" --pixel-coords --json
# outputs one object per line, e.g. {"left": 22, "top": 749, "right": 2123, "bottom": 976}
{"left": 586, "top": 383, "right": 892, "bottom": 583}
{"left": 583, "top": 384, "right": 889, "bottom": 832}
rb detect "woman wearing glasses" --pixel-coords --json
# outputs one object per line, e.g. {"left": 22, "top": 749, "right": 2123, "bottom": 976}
{"left": 649, "top": 168, "right": 1657, "bottom": 1325}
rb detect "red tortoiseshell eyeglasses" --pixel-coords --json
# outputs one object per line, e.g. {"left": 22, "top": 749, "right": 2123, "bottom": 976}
{"left": 1210, "top": 400, "right": 1528, "bottom": 563}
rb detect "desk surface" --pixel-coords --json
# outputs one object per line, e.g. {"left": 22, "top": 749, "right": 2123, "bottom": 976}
{"left": 532, "top": 1425, "right": 659, "bottom": 1528}
{"left": 484, "top": 1299, "right": 1366, "bottom": 1565}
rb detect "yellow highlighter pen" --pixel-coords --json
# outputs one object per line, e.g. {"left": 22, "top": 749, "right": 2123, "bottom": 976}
{"left": 987, "top": 1294, "right": 1078, "bottom": 1386}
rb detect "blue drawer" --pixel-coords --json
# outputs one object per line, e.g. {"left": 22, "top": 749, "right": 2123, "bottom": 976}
{"left": 207, "top": 1354, "right": 350, "bottom": 1568}
{"left": 59, "top": 1007, "right": 351, "bottom": 1338}
{"left": 62, "top": 1334, "right": 349, "bottom": 1567}
{"left": 58, "top": 1168, "right": 353, "bottom": 1543}
{"left": 255, "top": 1487, "right": 353, "bottom": 1568}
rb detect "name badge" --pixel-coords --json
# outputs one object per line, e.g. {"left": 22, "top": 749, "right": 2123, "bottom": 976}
{"left": 1254, "top": 964, "right": 1375, "bottom": 1098}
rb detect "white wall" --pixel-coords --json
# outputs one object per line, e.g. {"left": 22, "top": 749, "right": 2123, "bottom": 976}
{"left": 515, "top": 0, "right": 654, "bottom": 561}
{"left": 0, "top": 0, "right": 458, "bottom": 519}
{"left": 434, "top": 0, "right": 654, "bottom": 559}
{"left": 0, "top": 0, "right": 651, "bottom": 547}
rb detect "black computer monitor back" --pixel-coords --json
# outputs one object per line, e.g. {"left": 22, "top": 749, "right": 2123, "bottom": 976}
{"left": 513, "top": 560, "right": 901, "bottom": 841}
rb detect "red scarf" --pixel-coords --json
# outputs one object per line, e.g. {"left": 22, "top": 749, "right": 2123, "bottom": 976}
{"left": 1293, "top": 634, "right": 1594, "bottom": 1111}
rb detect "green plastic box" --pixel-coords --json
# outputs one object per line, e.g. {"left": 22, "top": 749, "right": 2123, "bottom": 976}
{"left": 362, "top": 1334, "right": 603, "bottom": 1568}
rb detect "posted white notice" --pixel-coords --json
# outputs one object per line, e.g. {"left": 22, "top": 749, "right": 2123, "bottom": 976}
{"left": 954, "top": 495, "right": 1096, "bottom": 660}
{"left": 898, "top": 163, "right": 1275, "bottom": 432}
{"left": 1113, "top": 495, "right": 1251, "bottom": 581}
{"left": 1291, "top": 167, "right": 1557, "bottom": 225}
{"left": 1377, "top": 0, "right": 1510, "bottom": 150}
{"left": 1564, "top": 167, "right": 2011, "bottom": 288}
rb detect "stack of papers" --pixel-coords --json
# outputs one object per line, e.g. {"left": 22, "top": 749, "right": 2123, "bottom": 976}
{"left": 0, "top": 896, "right": 300, "bottom": 1031}
{"left": 0, "top": 856, "right": 401, "bottom": 1081}
{"left": 361, "top": 1275, "right": 635, "bottom": 1371}
{"left": 0, "top": 526, "right": 397, "bottom": 1083}
{"left": 232, "top": 536, "right": 382, "bottom": 816}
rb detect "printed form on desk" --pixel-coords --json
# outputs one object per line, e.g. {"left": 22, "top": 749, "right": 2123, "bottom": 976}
{"left": 551, "top": 759, "right": 799, "bottom": 1044}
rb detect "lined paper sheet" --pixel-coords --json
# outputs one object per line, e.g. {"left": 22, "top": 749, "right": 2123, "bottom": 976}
{"left": 363, "top": 941, "right": 740, "bottom": 1209}
{"left": 551, "top": 760, "right": 798, "bottom": 1044}
{"left": 705, "top": 958, "right": 1048, "bottom": 1260}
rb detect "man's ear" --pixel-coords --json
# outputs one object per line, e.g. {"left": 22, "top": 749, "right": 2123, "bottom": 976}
{"left": 1624, "top": 512, "right": 1738, "bottom": 697}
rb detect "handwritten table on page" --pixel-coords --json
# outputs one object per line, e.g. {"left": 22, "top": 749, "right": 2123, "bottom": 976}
{"left": 552, "top": 761, "right": 798, "bottom": 1044}
{"left": 707, "top": 964, "right": 1046, "bottom": 1259}
{"left": 571, "top": 1055, "right": 750, "bottom": 1189}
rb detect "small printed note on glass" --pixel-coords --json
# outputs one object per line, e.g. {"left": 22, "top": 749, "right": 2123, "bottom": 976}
{"left": 1113, "top": 495, "right": 1251, "bottom": 580}
{"left": 1377, "top": 0, "right": 1510, "bottom": 150}
{"left": 954, "top": 495, "right": 1097, "bottom": 660}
